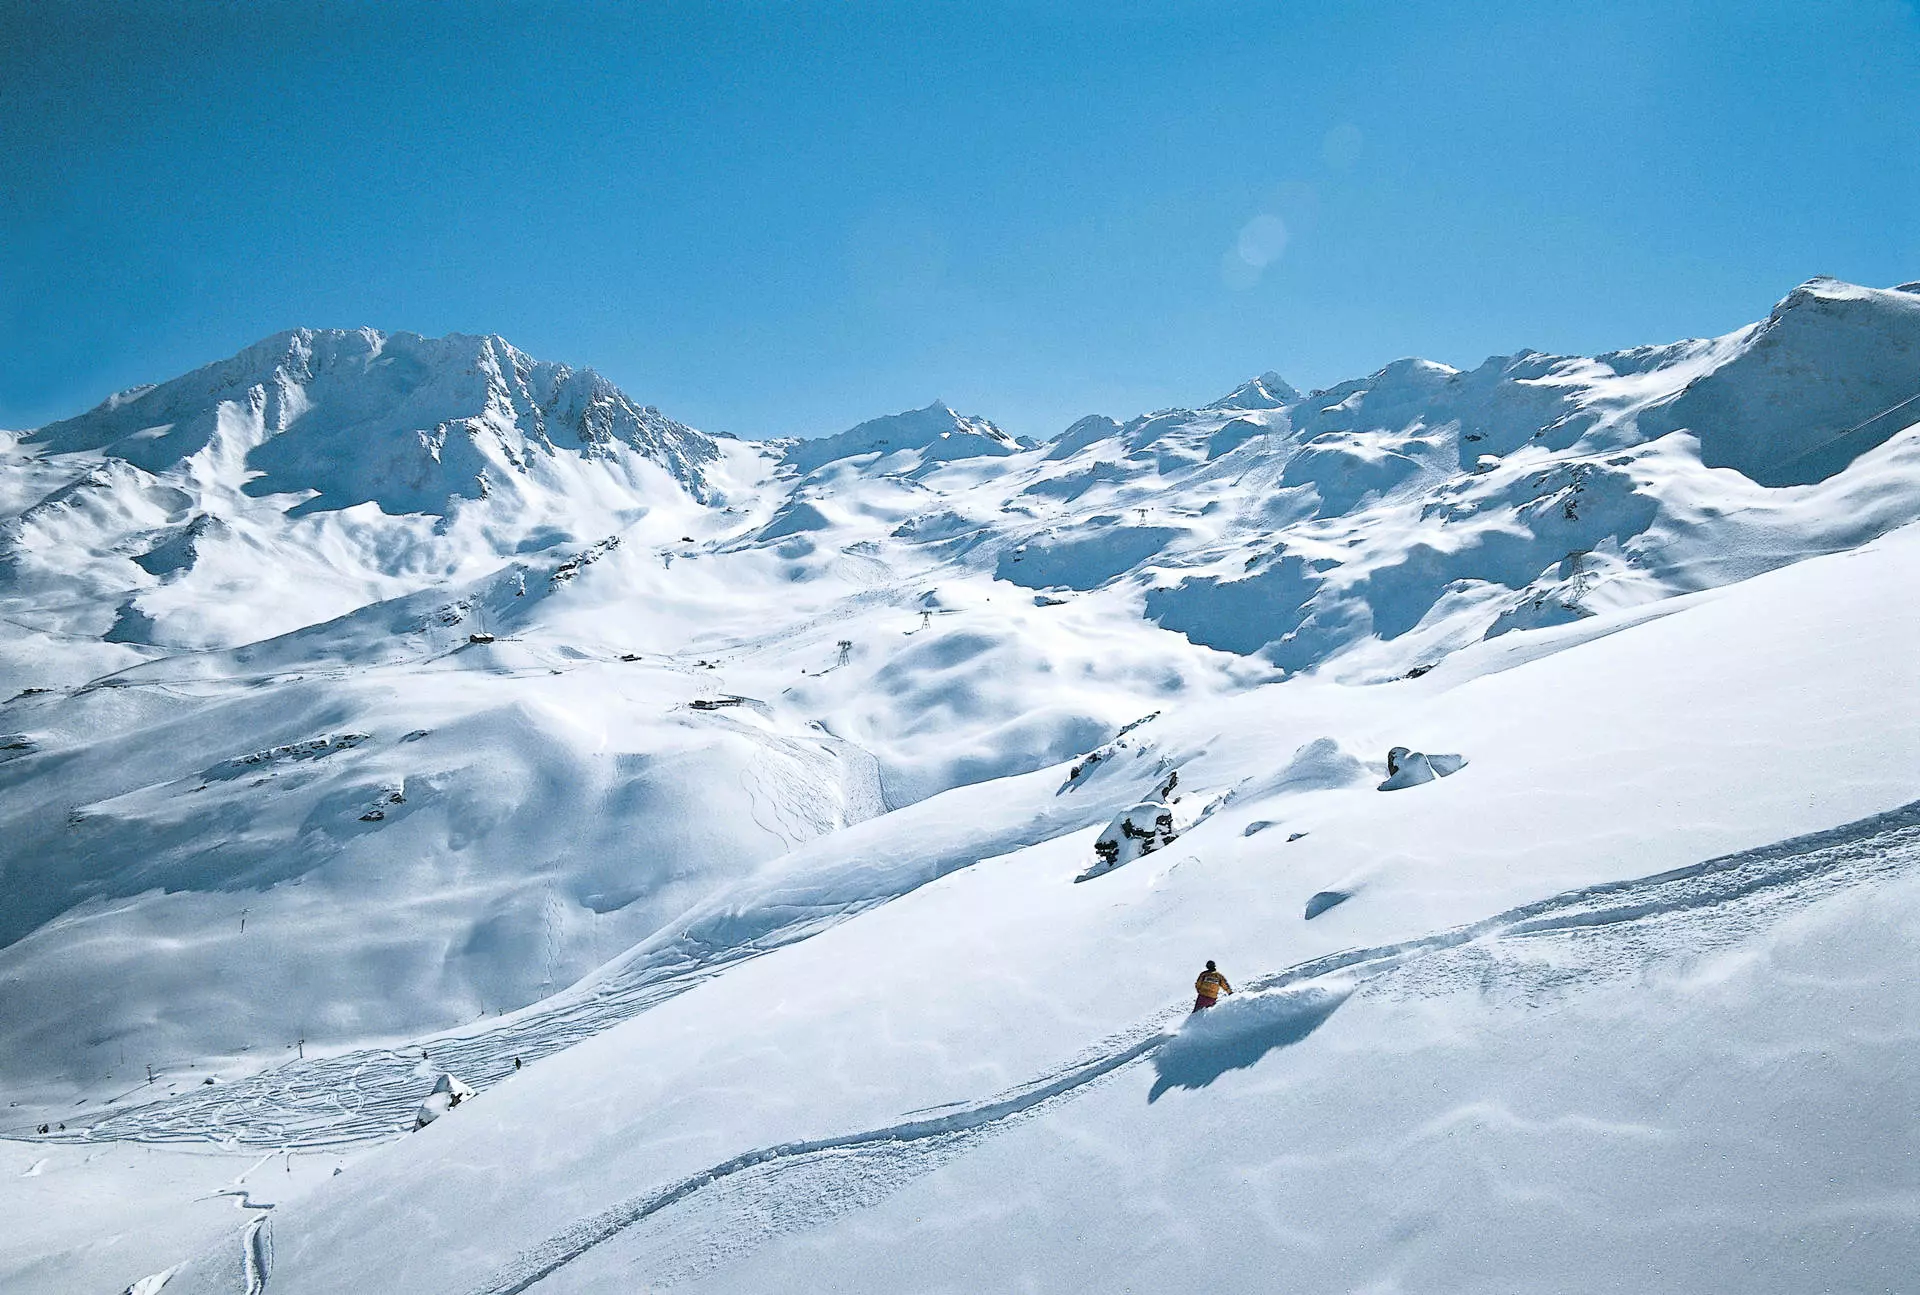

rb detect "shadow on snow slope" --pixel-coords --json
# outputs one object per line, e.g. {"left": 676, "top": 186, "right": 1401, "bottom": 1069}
{"left": 23, "top": 750, "right": 1174, "bottom": 1149}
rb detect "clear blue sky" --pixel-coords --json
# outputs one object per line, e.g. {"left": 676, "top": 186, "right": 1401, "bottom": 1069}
{"left": 4, "top": 1, "right": 1918, "bottom": 440}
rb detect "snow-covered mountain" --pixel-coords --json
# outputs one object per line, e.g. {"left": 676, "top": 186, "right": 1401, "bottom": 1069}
{"left": 3, "top": 328, "right": 739, "bottom": 656}
{"left": 778, "top": 399, "right": 1029, "bottom": 475}
{"left": 28, "top": 327, "right": 722, "bottom": 507}
{"left": 2, "top": 280, "right": 1917, "bottom": 1295}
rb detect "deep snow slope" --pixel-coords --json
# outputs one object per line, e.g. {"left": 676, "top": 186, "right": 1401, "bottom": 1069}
{"left": 0, "top": 280, "right": 1917, "bottom": 1293}
{"left": 144, "top": 517, "right": 1920, "bottom": 1295}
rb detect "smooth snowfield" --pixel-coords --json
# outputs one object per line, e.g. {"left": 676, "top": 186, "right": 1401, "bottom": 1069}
{"left": 130, "top": 522, "right": 1919, "bottom": 1295}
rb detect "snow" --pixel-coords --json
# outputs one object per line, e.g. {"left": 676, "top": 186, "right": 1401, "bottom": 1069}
{"left": 413, "top": 1073, "right": 477, "bottom": 1129}
{"left": 1658, "top": 278, "right": 1920, "bottom": 486}
{"left": 0, "top": 1138, "right": 352, "bottom": 1295}
{"left": 1081, "top": 794, "right": 1178, "bottom": 879}
{"left": 1375, "top": 746, "right": 1466, "bottom": 791}
{"left": 779, "top": 401, "right": 1024, "bottom": 476}
{"left": 0, "top": 280, "right": 1915, "bottom": 1292}
{"left": 684, "top": 849, "right": 1919, "bottom": 1294}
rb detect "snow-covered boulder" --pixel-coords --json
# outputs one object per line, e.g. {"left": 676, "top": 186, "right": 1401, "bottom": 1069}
{"left": 1080, "top": 799, "right": 1177, "bottom": 881}
{"left": 1377, "top": 746, "right": 1468, "bottom": 791}
{"left": 412, "top": 1072, "right": 476, "bottom": 1130}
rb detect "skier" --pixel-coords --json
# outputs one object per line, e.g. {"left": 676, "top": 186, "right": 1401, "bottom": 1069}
{"left": 1193, "top": 960, "right": 1232, "bottom": 1012}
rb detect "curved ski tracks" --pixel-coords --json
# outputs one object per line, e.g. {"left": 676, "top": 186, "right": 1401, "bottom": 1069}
{"left": 466, "top": 799, "right": 1920, "bottom": 1294}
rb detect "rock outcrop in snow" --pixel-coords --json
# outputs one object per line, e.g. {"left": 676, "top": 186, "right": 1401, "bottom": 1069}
{"left": 1079, "top": 801, "right": 1176, "bottom": 880}
{"left": 1081, "top": 770, "right": 1182, "bottom": 879}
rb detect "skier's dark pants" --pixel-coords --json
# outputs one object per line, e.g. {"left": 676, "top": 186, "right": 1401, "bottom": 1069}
{"left": 1193, "top": 995, "right": 1218, "bottom": 1012}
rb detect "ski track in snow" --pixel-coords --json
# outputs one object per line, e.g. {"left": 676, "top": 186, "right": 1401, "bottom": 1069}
{"left": 24, "top": 914, "right": 850, "bottom": 1151}
{"left": 32, "top": 789, "right": 1916, "bottom": 1166}
{"left": 33, "top": 947, "right": 762, "bottom": 1150}
{"left": 461, "top": 799, "right": 1920, "bottom": 1293}
{"left": 17, "top": 718, "right": 901, "bottom": 1152}
{"left": 240, "top": 1213, "right": 271, "bottom": 1295}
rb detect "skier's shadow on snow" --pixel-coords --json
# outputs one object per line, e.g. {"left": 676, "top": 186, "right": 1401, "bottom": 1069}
{"left": 1148, "top": 982, "right": 1354, "bottom": 1102}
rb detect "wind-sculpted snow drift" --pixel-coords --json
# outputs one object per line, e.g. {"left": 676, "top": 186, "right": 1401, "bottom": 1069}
{"left": 2, "top": 279, "right": 1919, "bottom": 1295}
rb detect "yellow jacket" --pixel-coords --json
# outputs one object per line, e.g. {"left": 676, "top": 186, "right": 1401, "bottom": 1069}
{"left": 1195, "top": 969, "right": 1231, "bottom": 1000}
